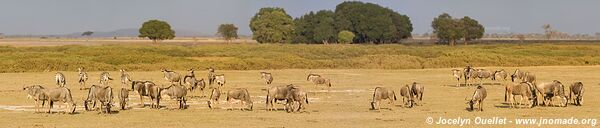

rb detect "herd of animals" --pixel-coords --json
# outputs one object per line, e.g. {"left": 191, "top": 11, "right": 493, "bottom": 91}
{"left": 22, "top": 67, "right": 332, "bottom": 114}
{"left": 21, "top": 65, "right": 586, "bottom": 114}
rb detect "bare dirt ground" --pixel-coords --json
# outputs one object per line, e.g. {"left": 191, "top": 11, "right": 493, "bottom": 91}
{"left": 0, "top": 66, "right": 598, "bottom": 127}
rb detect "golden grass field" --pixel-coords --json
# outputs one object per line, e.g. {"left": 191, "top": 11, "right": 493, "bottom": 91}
{"left": 0, "top": 66, "right": 598, "bottom": 127}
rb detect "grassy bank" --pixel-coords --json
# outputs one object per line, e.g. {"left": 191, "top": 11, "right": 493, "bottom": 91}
{"left": 1, "top": 43, "right": 599, "bottom": 72}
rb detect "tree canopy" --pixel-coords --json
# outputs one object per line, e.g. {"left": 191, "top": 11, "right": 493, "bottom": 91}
{"left": 337, "top": 30, "right": 355, "bottom": 44}
{"left": 217, "top": 24, "right": 238, "bottom": 41}
{"left": 432, "top": 13, "right": 484, "bottom": 45}
{"left": 81, "top": 31, "right": 93, "bottom": 36}
{"left": 293, "top": 10, "right": 337, "bottom": 44}
{"left": 334, "top": 1, "right": 412, "bottom": 44}
{"left": 250, "top": 7, "right": 295, "bottom": 43}
{"left": 138, "top": 20, "right": 175, "bottom": 43}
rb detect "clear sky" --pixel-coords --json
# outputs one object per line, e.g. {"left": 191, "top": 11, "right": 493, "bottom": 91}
{"left": 0, "top": 0, "right": 598, "bottom": 35}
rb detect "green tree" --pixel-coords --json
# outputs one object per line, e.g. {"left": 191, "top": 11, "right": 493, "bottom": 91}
{"left": 217, "top": 24, "right": 238, "bottom": 42}
{"left": 138, "top": 20, "right": 175, "bottom": 44}
{"left": 334, "top": 1, "right": 412, "bottom": 44}
{"left": 431, "top": 13, "right": 463, "bottom": 46}
{"left": 460, "top": 16, "right": 484, "bottom": 44}
{"left": 250, "top": 7, "right": 295, "bottom": 43}
{"left": 337, "top": 30, "right": 355, "bottom": 44}
{"left": 293, "top": 10, "right": 337, "bottom": 44}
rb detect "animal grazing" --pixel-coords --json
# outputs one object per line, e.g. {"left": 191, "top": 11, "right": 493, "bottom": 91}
{"left": 569, "top": 82, "right": 584, "bottom": 106}
{"left": 160, "top": 84, "right": 188, "bottom": 109}
{"left": 399, "top": 85, "right": 414, "bottom": 108}
{"left": 55, "top": 72, "right": 66, "bottom": 87}
{"left": 43, "top": 87, "right": 76, "bottom": 114}
{"left": 161, "top": 68, "right": 182, "bottom": 86}
{"left": 119, "top": 88, "right": 129, "bottom": 110}
{"left": 78, "top": 67, "right": 88, "bottom": 90}
{"left": 475, "top": 69, "right": 492, "bottom": 85}
{"left": 265, "top": 84, "right": 297, "bottom": 111}
{"left": 99, "top": 72, "right": 113, "bottom": 86}
{"left": 131, "top": 81, "right": 161, "bottom": 109}
{"left": 536, "top": 80, "right": 568, "bottom": 107}
{"left": 83, "top": 85, "right": 113, "bottom": 113}
{"left": 466, "top": 86, "right": 487, "bottom": 111}
{"left": 370, "top": 87, "right": 396, "bottom": 110}
{"left": 226, "top": 88, "right": 254, "bottom": 110}
{"left": 505, "top": 82, "right": 536, "bottom": 108}
{"left": 285, "top": 87, "right": 308, "bottom": 112}
{"left": 511, "top": 69, "right": 526, "bottom": 82}
{"left": 306, "top": 74, "right": 332, "bottom": 90}
{"left": 260, "top": 72, "right": 274, "bottom": 84}
{"left": 23, "top": 85, "right": 47, "bottom": 113}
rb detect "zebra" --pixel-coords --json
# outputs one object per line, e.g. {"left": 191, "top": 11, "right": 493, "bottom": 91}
{"left": 207, "top": 67, "right": 216, "bottom": 85}
{"left": 120, "top": 69, "right": 132, "bottom": 87}
{"left": 99, "top": 71, "right": 113, "bottom": 86}
{"left": 78, "top": 67, "right": 89, "bottom": 90}
{"left": 55, "top": 72, "right": 66, "bottom": 87}
{"left": 183, "top": 68, "right": 207, "bottom": 97}
{"left": 260, "top": 72, "right": 273, "bottom": 84}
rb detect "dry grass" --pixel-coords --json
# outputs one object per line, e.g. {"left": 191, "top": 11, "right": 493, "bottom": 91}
{"left": 0, "top": 66, "right": 598, "bottom": 127}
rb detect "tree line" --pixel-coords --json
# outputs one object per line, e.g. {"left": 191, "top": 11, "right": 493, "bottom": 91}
{"left": 135, "top": 1, "right": 484, "bottom": 45}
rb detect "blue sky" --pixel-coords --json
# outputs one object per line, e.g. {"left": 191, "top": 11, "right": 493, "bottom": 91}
{"left": 0, "top": 0, "right": 598, "bottom": 35}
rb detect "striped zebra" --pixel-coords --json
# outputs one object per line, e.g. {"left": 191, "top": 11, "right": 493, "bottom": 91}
{"left": 99, "top": 72, "right": 113, "bottom": 86}
{"left": 78, "top": 67, "right": 88, "bottom": 90}
{"left": 55, "top": 72, "right": 66, "bottom": 87}
{"left": 120, "top": 69, "right": 132, "bottom": 87}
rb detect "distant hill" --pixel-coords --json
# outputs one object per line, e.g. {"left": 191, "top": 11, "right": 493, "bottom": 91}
{"left": 65, "top": 28, "right": 212, "bottom": 37}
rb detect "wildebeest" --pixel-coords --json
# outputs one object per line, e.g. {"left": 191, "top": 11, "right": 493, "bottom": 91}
{"left": 260, "top": 72, "right": 274, "bottom": 84}
{"left": 463, "top": 66, "right": 476, "bottom": 85}
{"left": 183, "top": 68, "right": 207, "bottom": 97}
{"left": 160, "top": 84, "right": 187, "bottom": 109}
{"left": 536, "top": 80, "right": 568, "bottom": 107}
{"left": 131, "top": 81, "right": 161, "bottom": 108}
{"left": 492, "top": 69, "right": 508, "bottom": 81}
{"left": 226, "top": 88, "right": 254, "bottom": 110}
{"left": 399, "top": 85, "right": 414, "bottom": 108}
{"left": 120, "top": 69, "right": 132, "bottom": 86}
{"left": 475, "top": 69, "right": 492, "bottom": 85}
{"left": 511, "top": 69, "right": 526, "bottom": 82}
{"left": 569, "top": 82, "right": 584, "bottom": 106}
{"left": 451, "top": 69, "right": 462, "bottom": 86}
{"left": 99, "top": 72, "right": 113, "bottom": 86}
{"left": 55, "top": 72, "right": 66, "bottom": 87}
{"left": 466, "top": 86, "right": 487, "bottom": 111}
{"left": 285, "top": 87, "right": 308, "bottom": 112}
{"left": 411, "top": 82, "right": 424, "bottom": 103}
{"left": 370, "top": 87, "right": 396, "bottom": 110}
{"left": 161, "top": 68, "right": 182, "bottom": 86}
{"left": 265, "top": 84, "right": 296, "bottom": 111}
{"left": 213, "top": 74, "right": 226, "bottom": 87}
{"left": 523, "top": 72, "right": 536, "bottom": 85}
{"left": 78, "top": 67, "right": 88, "bottom": 90}
{"left": 43, "top": 87, "right": 76, "bottom": 114}
{"left": 23, "top": 85, "right": 47, "bottom": 113}
{"left": 207, "top": 87, "right": 221, "bottom": 109}
{"left": 119, "top": 88, "right": 129, "bottom": 110}
{"left": 306, "top": 74, "right": 332, "bottom": 90}
{"left": 84, "top": 85, "right": 113, "bottom": 113}
{"left": 505, "top": 82, "right": 536, "bottom": 108}
{"left": 207, "top": 67, "right": 216, "bottom": 85}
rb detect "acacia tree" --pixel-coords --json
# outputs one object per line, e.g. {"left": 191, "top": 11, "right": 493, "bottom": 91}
{"left": 217, "top": 24, "right": 238, "bottom": 42}
{"left": 81, "top": 31, "right": 94, "bottom": 41}
{"left": 432, "top": 13, "right": 463, "bottom": 46}
{"left": 250, "top": 7, "right": 294, "bottom": 43}
{"left": 138, "top": 20, "right": 176, "bottom": 44}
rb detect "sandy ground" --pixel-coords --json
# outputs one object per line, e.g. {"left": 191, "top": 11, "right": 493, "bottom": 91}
{"left": 0, "top": 66, "right": 598, "bottom": 127}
